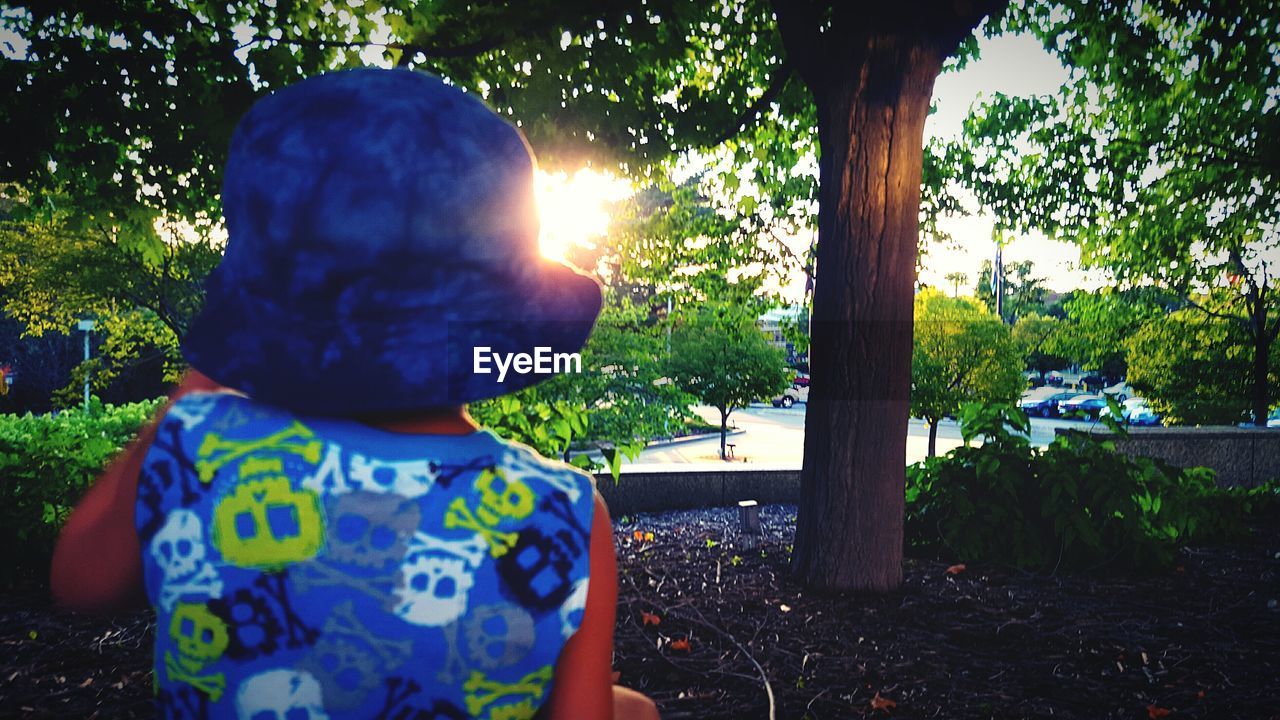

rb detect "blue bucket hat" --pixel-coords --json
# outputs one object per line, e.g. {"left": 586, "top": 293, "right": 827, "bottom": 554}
{"left": 182, "top": 68, "right": 602, "bottom": 414}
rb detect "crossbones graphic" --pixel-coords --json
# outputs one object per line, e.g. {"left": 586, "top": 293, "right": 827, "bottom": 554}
{"left": 195, "top": 422, "right": 324, "bottom": 483}
{"left": 444, "top": 498, "right": 517, "bottom": 558}
{"left": 463, "top": 666, "right": 552, "bottom": 718}
{"left": 406, "top": 531, "right": 488, "bottom": 568}
{"left": 164, "top": 651, "right": 226, "bottom": 702}
{"left": 159, "top": 563, "right": 223, "bottom": 611}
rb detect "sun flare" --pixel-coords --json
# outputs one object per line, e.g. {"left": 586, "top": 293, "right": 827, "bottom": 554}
{"left": 536, "top": 169, "right": 632, "bottom": 263}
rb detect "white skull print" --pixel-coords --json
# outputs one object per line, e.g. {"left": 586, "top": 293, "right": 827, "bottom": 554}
{"left": 151, "top": 509, "right": 206, "bottom": 580}
{"left": 235, "top": 668, "right": 330, "bottom": 720}
{"left": 150, "top": 509, "right": 222, "bottom": 610}
{"left": 393, "top": 555, "right": 475, "bottom": 627}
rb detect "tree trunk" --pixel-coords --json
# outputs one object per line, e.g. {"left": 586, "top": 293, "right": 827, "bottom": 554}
{"left": 781, "top": 4, "right": 1000, "bottom": 592}
{"left": 719, "top": 407, "right": 729, "bottom": 460}
{"left": 1251, "top": 312, "right": 1270, "bottom": 426}
{"left": 927, "top": 420, "right": 939, "bottom": 457}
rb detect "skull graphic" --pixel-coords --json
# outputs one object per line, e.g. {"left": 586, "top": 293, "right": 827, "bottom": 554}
{"left": 151, "top": 510, "right": 207, "bottom": 580}
{"left": 305, "top": 636, "right": 380, "bottom": 710}
{"left": 465, "top": 604, "right": 535, "bottom": 669}
{"left": 326, "top": 492, "right": 420, "bottom": 572}
{"left": 235, "top": 668, "right": 330, "bottom": 720}
{"left": 393, "top": 555, "right": 475, "bottom": 627}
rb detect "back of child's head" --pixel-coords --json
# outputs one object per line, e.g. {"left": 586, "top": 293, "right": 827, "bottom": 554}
{"left": 182, "top": 68, "right": 601, "bottom": 416}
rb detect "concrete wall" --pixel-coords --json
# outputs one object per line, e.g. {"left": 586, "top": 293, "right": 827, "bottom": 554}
{"left": 593, "top": 466, "right": 800, "bottom": 516}
{"left": 1056, "top": 426, "right": 1280, "bottom": 488}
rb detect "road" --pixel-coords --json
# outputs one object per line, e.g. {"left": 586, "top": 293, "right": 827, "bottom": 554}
{"left": 628, "top": 403, "right": 1097, "bottom": 468}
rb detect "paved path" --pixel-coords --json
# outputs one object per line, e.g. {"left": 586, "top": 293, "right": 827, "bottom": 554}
{"left": 630, "top": 404, "right": 1097, "bottom": 468}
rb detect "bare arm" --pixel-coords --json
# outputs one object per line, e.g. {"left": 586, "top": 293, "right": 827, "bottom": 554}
{"left": 50, "top": 370, "right": 223, "bottom": 613}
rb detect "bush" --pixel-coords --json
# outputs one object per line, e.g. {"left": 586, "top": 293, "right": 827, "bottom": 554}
{"left": 906, "top": 402, "right": 1273, "bottom": 571}
{"left": 0, "top": 398, "right": 161, "bottom": 588}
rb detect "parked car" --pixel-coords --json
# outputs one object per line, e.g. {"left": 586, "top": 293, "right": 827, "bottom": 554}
{"left": 1020, "top": 391, "right": 1082, "bottom": 418}
{"left": 1058, "top": 394, "right": 1108, "bottom": 419}
{"left": 1078, "top": 374, "right": 1114, "bottom": 392}
{"left": 1102, "top": 397, "right": 1160, "bottom": 426}
{"left": 1102, "top": 381, "right": 1135, "bottom": 401}
{"left": 1045, "top": 370, "right": 1066, "bottom": 386}
{"left": 792, "top": 372, "right": 810, "bottom": 388}
{"left": 772, "top": 383, "right": 809, "bottom": 408}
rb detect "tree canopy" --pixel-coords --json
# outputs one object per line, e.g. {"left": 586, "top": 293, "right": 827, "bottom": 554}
{"left": 911, "top": 289, "right": 1024, "bottom": 455}
{"left": 665, "top": 302, "right": 790, "bottom": 459}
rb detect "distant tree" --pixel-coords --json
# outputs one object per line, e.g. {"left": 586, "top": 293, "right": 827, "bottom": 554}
{"left": 1056, "top": 289, "right": 1172, "bottom": 381}
{"left": 977, "top": 259, "right": 1047, "bottom": 322}
{"left": 911, "top": 289, "right": 1024, "bottom": 456}
{"left": 1125, "top": 309, "right": 1274, "bottom": 425}
{"left": 666, "top": 304, "right": 790, "bottom": 460}
{"left": 1012, "top": 313, "right": 1068, "bottom": 382}
{"left": 943, "top": 271, "right": 969, "bottom": 297}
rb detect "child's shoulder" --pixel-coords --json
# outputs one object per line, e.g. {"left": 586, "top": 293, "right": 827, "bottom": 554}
{"left": 489, "top": 434, "right": 598, "bottom": 502}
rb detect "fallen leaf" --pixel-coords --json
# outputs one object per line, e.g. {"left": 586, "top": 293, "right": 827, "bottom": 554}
{"left": 945, "top": 564, "right": 967, "bottom": 575}
{"left": 669, "top": 637, "right": 691, "bottom": 652}
{"left": 641, "top": 611, "right": 661, "bottom": 627}
{"left": 645, "top": 531, "right": 655, "bottom": 541}
{"left": 78, "top": 677, "right": 93, "bottom": 688}
{"left": 779, "top": 604, "right": 792, "bottom": 613}
{"left": 1147, "top": 704, "right": 1172, "bottom": 719}
{"left": 870, "top": 692, "right": 897, "bottom": 712}
{"left": 632, "top": 530, "right": 644, "bottom": 541}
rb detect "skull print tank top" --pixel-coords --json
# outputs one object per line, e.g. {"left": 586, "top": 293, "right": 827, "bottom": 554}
{"left": 136, "top": 391, "right": 597, "bottom": 719}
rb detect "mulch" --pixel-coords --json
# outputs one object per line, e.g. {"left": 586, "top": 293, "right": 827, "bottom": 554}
{"left": 2, "top": 505, "right": 1277, "bottom": 719}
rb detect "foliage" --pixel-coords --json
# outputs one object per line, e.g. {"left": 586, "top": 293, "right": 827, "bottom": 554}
{"left": 1011, "top": 312, "right": 1068, "bottom": 380}
{"left": 911, "top": 289, "right": 1024, "bottom": 452}
{"left": 665, "top": 303, "right": 790, "bottom": 458}
{"left": 1054, "top": 289, "right": 1170, "bottom": 379}
{"left": 471, "top": 294, "right": 686, "bottom": 477}
{"left": 1125, "top": 309, "right": 1276, "bottom": 425}
{"left": 959, "top": 0, "right": 1280, "bottom": 422}
{"left": 905, "top": 402, "right": 1266, "bottom": 571}
{"left": 976, "top": 258, "right": 1046, "bottom": 322}
{"left": 0, "top": 398, "right": 162, "bottom": 587}
{"left": 575, "top": 178, "right": 784, "bottom": 312}
{"left": 0, "top": 217, "right": 221, "bottom": 407}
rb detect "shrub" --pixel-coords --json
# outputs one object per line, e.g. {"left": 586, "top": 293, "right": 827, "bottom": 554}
{"left": 906, "top": 402, "right": 1272, "bottom": 571}
{"left": 0, "top": 398, "right": 161, "bottom": 588}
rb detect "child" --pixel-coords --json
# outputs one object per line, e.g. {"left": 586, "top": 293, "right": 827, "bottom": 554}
{"left": 51, "top": 68, "right": 658, "bottom": 720}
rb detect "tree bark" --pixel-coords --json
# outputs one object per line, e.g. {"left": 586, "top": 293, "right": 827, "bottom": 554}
{"left": 1251, "top": 307, "right": 1270, "bottom": 426}
{"left": 719, "top": 407, "right": 729, "bottom": 460}
{"left": 781, "top": 3, "right": 1001, "bottom": 592}
{"left": 927, "top": 420, "right": 939, "bottom": 457}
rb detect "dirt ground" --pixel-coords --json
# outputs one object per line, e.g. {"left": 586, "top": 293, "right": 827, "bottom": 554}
{"left": 2, "top": 505, "right": 1277, "bottom": 719}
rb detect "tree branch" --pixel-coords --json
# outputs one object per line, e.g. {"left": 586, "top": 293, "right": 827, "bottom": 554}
{"left": 1182, "top": 294, "right": 1249, "bottom": 330}
{"left": 706, "top": 60, "right": 793, "bottom": 147}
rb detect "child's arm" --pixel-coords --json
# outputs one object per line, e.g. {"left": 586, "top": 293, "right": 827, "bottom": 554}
{"left": 50, "top": 370, "right": 223, "bottom": 613}
{"left": 543, "top": 491, "right": 618, "bottom": 719}
{"left": 544, "top": 491, "right": 659, "bottom": 720}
